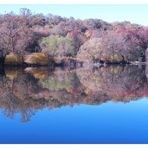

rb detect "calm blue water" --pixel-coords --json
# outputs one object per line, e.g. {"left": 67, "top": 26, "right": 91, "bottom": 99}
{"left": 0, "top": 65, "right": 148, "bottom": 143}
{"left": 0, "top": 98, "right": 148, "bottom": 144}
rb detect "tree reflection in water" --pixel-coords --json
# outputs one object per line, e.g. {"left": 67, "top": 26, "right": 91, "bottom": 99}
{"left": 0, "top": 65, "right": 147, "bottom": 122}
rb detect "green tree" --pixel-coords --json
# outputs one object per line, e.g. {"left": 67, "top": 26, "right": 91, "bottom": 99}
{"left": 39, "top": 35, "right": 76, "bottom": 57}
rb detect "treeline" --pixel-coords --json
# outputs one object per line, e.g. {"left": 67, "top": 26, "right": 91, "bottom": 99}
{"left": 0, "top": 8, "right": 148, "bottom": 65}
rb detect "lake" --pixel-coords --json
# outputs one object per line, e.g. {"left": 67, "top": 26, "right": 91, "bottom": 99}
{"left": 0, "top": 65, "right": 148, "bottom": 144}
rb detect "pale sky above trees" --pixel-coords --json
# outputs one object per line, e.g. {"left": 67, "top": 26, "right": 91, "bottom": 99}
{"left": 0, "top": 4, "right": 148, "bottom": 26}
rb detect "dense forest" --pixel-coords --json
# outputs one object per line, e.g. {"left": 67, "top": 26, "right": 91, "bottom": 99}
{"left": 0, "top": 8, "right": 148, "bottom": 66}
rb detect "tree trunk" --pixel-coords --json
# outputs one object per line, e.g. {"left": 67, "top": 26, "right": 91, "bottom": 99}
{"left": 146, "top": 48, "right": 148, "bottom": 63}
{"left": 0, "top": 50, "right": 5, "bottom": 66}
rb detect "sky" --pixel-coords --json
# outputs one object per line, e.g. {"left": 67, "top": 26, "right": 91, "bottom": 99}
{"left": 0, "top": 4, "right": 148, "bottom": 26}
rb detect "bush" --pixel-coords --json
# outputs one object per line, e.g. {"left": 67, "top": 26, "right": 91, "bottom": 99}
{"left": 5, "top": 53, "right": 23, "bottom": 65}
{"left": 39, "top": 35, "right": 76, "bottom": 57}
{"left": 24, "top": 53, "right": 49, "bottom": 65}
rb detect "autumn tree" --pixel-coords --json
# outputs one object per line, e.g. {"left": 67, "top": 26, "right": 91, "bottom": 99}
{"left": 77, "top": 30, "right": 146, "bottom": 63}
{"left": 0, "top": 9, "right": 48, "bottom": 55}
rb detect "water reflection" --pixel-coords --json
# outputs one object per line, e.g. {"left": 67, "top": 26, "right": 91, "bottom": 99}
{"left": 0, "top": 65, "right": 148, "bottom": 122}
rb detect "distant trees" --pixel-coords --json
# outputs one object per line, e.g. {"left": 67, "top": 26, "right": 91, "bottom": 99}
{"left": 117, "top": 26, "right": 148, "bottom": 50}
{"left": 82, "top": 19, "right": 112, "bottom": 30}
{"left": 19, "top": 8, "right": 47, "bottom": 27}
{"left": 0, "top": 9, "right": 148, "bottom": 63}
{"left": 0, "top": 9, "right": 47, "bottom": 55}
{"left": 77, "top": 29, "right": 147, "bottom": 63}
{"left": 39, "top": 35, "right": 76, "bottom": 57}
{"left": 0, "top": 13, "right": 33, "bottom": 54}
{"left": 48, "top": 14, "right": 66, "bottom": 26}
{"left": 0, "top": 13, "right": 20, "bottom": 54}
